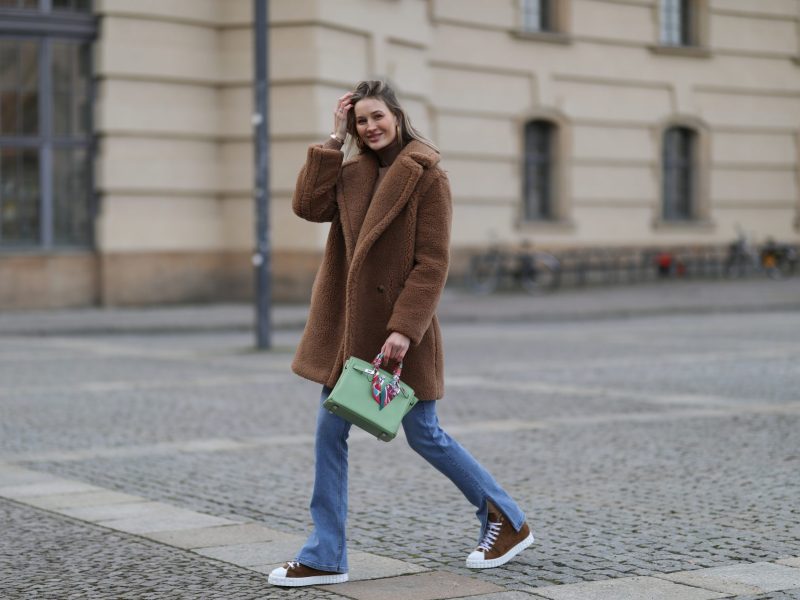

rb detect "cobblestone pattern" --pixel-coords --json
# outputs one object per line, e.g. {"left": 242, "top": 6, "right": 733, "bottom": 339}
{"left": 0, "top": 498, "right": 344, "bottom": 600}
{"left": 3, "top": 313, "right": 800, "bottom": 596}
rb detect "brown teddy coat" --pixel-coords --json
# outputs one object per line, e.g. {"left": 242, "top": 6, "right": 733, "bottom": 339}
{"left": 290, "top": 139, "right": 451, "bottom": 401}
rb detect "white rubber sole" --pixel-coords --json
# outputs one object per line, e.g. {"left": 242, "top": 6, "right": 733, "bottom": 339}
{"left": 267, "top": 571, "right": 348, "bottom": 587}
{"left": 465, "top": 532, "right": 534, "bottom": 569}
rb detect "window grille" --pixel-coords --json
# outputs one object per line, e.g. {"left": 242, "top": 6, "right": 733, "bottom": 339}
{"left": 0, "top": 1, "right": 94, "bottom": 248}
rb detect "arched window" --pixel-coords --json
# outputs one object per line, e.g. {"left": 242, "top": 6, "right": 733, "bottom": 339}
{"left": 523, "top": 120, "right": 556, "bottom": 221}
{"left": 662, "top": 126, "right": 696, "bottom": 221}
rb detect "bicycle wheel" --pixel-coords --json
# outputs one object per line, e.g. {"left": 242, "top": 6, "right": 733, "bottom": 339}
{"left": 467, "top": 253, "right": 502, "bottom": 294}
{"left": 520, "top": 253, "right": 561, "bottom": 294}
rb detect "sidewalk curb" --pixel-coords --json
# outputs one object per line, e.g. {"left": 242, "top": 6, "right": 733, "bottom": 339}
{"left": 2, "top": 301, "right": 799, "bottom": 337}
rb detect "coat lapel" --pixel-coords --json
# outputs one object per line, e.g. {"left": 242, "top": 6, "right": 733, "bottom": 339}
{"left": 354, "top": 155, "right": 422, "bottom": 253}
{"left": 337, "top": 152, "right": 377, "bottom": 263}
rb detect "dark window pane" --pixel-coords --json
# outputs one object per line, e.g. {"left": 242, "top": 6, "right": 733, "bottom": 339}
{"left": 0, "top": 40, "right": 39, "bottom": 136}
{"left": 661, "top": 0, "right": 693, "bottom": 45}
{"left": 53, "top": 0, "right": 91, "bottom": 11}
{"left": 663, "top": 127, "right": 694, "bottom": 220}
{"left": 0, "top": 147, "right": 40, "bottom": 244}
{"left": 53, "top": 146, "right": 90, "bottom": 244}
{"left": 524, "top": 121, "right": 555, "bottom": 220}
{"left": 0, "top": 91, "right": 19, "bottom": 135}
{"left": 522, "top": 0, "right": 552, "bottom": 32}
{"left": 52, "top": 41, "right": 90, "bottom": 137}
{"left": 0, "top": 42, "right": 18, "bottom": 87}
{"left": 3, "top": 0, "right": 41, "bottom": 7}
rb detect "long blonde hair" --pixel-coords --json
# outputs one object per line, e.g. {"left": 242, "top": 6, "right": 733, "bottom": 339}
{"left": 343, "top": 80, "right": 438, "bottom": 158}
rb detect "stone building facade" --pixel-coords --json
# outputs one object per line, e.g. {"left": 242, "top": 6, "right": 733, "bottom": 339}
{"left": 1, "top": 0, "right": 799, "bottom": 308}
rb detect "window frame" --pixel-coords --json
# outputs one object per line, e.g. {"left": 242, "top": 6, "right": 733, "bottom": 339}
{"left": 514, "top": 0, "right": 571, "bottom": 43}
{"left": 651, "top": 0, "right": 710, "bottom": 57}
{"left": 0, "top": 1, "right": 96, "bottom": 250}
{"left": 654, "top": 118, "right": 712, "bottom": 230}
{"left": 523, "top": 120, "right": 556, "bottom": 222}
{"left": 662, "top": 126, "right": 695, "bottom": 221}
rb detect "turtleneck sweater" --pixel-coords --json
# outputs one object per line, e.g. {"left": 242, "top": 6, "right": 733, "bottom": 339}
{"left": 322, "top": 136, "right": 402, "bottom": 194}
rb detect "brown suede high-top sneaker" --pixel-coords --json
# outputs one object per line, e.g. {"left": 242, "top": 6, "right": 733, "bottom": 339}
{"left": 466, "top": 503, "right": 534, "bottom": 569}
{"left": 268, "top": 561, "right": 348, "bottom": 587}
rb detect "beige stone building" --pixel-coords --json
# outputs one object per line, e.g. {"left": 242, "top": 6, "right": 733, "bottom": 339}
{"left": 1, "top": 0, "right": 799, "bottom": 308}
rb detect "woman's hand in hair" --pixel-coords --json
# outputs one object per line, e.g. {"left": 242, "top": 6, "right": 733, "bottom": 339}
{"left": 381, "top": 332, "right": 410, "bottom": 364}
{"left": 333, "top": 92, "right": 353, "bottom": 140}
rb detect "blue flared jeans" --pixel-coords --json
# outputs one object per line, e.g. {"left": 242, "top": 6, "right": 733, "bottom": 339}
{"left": 295, "top": 386, "right": 526, "bottom": 573}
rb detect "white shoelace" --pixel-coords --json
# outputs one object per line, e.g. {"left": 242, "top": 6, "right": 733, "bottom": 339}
{"left": 287, "top": 561, "right": 299, "bottom": 570}
{"left": 477, "top": 520, "right": 502, "bottom": 552}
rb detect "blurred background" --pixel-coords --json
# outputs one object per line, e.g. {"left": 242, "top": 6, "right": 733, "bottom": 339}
{"left": 0, "top": 0, "right": 798, "bottom": 309}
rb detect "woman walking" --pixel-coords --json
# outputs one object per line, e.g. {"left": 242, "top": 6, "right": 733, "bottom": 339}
{"left": 268, "top": 80, "right": 533, "bottom": 587}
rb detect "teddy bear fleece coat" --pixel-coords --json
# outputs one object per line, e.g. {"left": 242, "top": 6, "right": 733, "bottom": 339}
{"left": 291, "top": 139, "right": 451, "bottom": 401}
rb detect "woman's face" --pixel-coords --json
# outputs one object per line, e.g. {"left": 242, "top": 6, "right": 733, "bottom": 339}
{"left": 354, "top": 97, "right": 398, "bottom": 152}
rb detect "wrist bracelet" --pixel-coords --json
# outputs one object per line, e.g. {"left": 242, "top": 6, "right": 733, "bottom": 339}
{"left": 330, "top": 132, "right": 344, "bottom": 143}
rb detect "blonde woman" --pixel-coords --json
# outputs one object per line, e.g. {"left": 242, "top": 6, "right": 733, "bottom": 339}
{"left": 269, "top": 80, "right": 533, "bottom": 587}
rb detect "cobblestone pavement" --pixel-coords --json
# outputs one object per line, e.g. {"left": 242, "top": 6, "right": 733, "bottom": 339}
{"left": 1, "top": 308, "right": 799, "bottom": 599}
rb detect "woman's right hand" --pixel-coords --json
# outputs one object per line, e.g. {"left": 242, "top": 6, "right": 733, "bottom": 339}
{"left": 333, "top": 92, "right": 353, "bottom": 140}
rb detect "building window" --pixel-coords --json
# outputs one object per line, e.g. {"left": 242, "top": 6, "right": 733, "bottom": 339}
{"left": 524, "top": 120, "right": 556, "bottom": 221}
{"left": 521, "top": 0, "right": 554, "bottom": 33}
{"left": 0, "top": 2, "right": 94, "bottom": 249}
{"left": 660, "top": 0, "right": 694, "bottom": 46}
{"left": 662, "top": 126, "right": 696, "bottom": 221}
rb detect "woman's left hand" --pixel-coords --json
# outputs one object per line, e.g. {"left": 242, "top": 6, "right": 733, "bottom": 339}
{"left": 381, "top": 332, "right": 410, "bottom": 364}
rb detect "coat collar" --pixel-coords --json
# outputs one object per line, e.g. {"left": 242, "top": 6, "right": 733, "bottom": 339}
{"left": 338, "top": 141, "right": 440, "bottom": 264}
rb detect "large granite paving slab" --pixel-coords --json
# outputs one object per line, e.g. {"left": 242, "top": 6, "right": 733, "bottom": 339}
{"left": 23, "top": 490, "right": 143, "bottom": 510}
{"left": 145, "top": 522, "right": 296, "bottom": 549}
{"left": 317, "top": 570, "right": 504, "bottom": 600}
{"left": 776, "top": 557, "right": 800, "bottom": 568}
{"left": 659, "top": 562, "right": 800, "bottom": 595}
{"left": 194, "top": 538, "right": 305, "bottom": 567}
{"left": 533, "top": 576, "right": 731, "bottom": 600}
{"left": 98, "top": 511, "right": 235, "bottom": 534}
{"left": 58, "top": 501, "right": 183, "bottom": 522}
{"left": 0, "top": 480, "right": 102, "bottom": 498}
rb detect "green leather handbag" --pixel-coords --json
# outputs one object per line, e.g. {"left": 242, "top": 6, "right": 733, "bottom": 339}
{"left": 323, "top": 353, "right": 418, "bottom": 442}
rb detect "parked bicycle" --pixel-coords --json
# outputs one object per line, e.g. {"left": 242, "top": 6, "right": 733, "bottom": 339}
{"left": 725, "top": 228, "right": 798, "bottom": 280}
{"left": 467, "top": 241, "right": 561, "bottom": 294}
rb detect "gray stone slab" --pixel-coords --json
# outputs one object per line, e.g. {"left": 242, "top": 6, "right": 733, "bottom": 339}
{"left": 144, "top": 523, "right": 296, "bottom": 549}
{"left": 98, "top": 511, "right": 234, "bottom": 534}
{"left": 462, "top": 594, "right": 546, "bottom": 600}
{"left": 659, "top": 562, "right": 800, "bottom": 595}
{"left": 58, "top": 501, "right": 181, "bottom": 522}
{"left": 249, "top": 551, "right": 428, "bottom": 581}
{"left": 0, "top": 480, "right": 102, "bottom": 499}
{"left": 194, "top": 538, "right": 304, "bottom": 567}
{"left": 776, "top": 557, "right": 800, "bottom": 568}
{"left": 533, "top": 576, "right": 730, "bottom": 600}
{"left": 0, "top": 467, "right": 56, "bottom": 487}
{"left": 317, "top": 570, "right": 505, "bottom": 600}
{"left": 22, "top": 490, "right": 144, "bottom": 510}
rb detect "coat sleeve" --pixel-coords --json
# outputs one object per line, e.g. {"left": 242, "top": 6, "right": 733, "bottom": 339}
{"left": 292, "top": 143, "right": 344, "bottom": 223}
{"left": 387, "top": 170, "right": 452, "bottom": 346}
